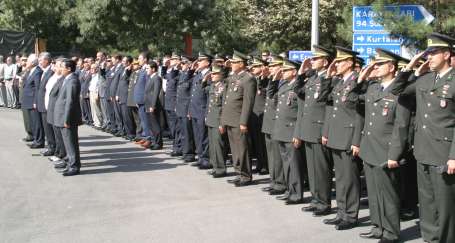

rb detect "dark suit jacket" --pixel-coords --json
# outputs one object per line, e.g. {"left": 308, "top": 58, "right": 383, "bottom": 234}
{"left": 47, "top": 76, "right": 65, "bottom": 125}
{"left": 145, "top": 73, "right": 162, "bottom": 111}
{"left": 53, "top": 73, "right": 83, "bottom": 127}
{"left": 116, "top": 67, "right": 131, "bottom": 104}
{"left": 109, "top": 64, "right": 123, "bottom": 99}
{"left": 37, "top": 68, "right": 55, "bottom": 113}
{"left": 22, "top": 66, "right": 43, "bottom": 109}
{"left": 133, "top": 68, "right": 147, "bottom": 105}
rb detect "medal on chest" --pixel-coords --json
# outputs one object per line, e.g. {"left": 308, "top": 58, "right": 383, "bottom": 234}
{"left": 440, "top": 84, "right": 450, "bottom": 108}
{"left": 287, "top": 91, "right": 295, "bottom": 106}
{"left": 382, "top": 102, "right": 389, "bottom": 116}
{"left": 314, "top": 83, "right": 320, "bottom": 99}
{"left": 233, "top": 80, "right": 240, "bottom": 92}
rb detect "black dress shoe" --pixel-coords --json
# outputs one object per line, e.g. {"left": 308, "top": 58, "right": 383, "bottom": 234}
{"left": 29, "top": 143, "right": 44, "bottom": 149}
{"left": 227, "top": 177, "right": 240, "bottom": 184}
{"left": 198, "top": 163, "right": 212, "bottom": 170}
{"left": 269, "top": 189, "right": 285, "bottom": 195}
{"left": 234, "top": 180, "right": 252, "bottom": 187}
{"left": 301, "top": 206, "right": 316, "bottom": 212}
{"left": 41, "top": 150, "right": 55, "bottom": 156}
{"left": 261, "top": 186, "right": 273, "bottom": 192}
{"left": 285, "top": 199, "right": 305, "bottom": 205}
{"left": 335, "top": 220, "right": 358, "bottom": 230}
{"left": 150, "top": 144, "right": 162, "bottom": 150}
{"left": 212, "top": 172, "right": 227, "bottom": 178}
{"left": 378, "top": 238, "right": 398, "bottom": 243}
{"left": 258, "top": 168, "right": 269, "bottom": 175}
{"left": 323, "top": 217, "right": 342, "bottom": 225}
{"left": 171, "top": 151, "right": 183, "bottom": 157}
{"left": 207, "top": 170, "right": 216, "bottom": 175}
{"left": 313, "top": 208, "right": 332, "bottom": 216}
{"left": 359, "top": 231, "right": 382, "bottom": 239}
{"left": 54, "top": 162, "right": 67, "bottom": 169}
{"left": 276, "top": 194, "right": 289, "bottom": 200}
{"left": 21, "top": 137, "right": 34, "bottom": 142}
{"left": 63, "top": 169, "right": 80, "bottom": 176}
{"left": 191, "top": 162, "right": 201, "bottom": 167}
{"left": 184, "top": 158, "right": 196, "bottom": 163}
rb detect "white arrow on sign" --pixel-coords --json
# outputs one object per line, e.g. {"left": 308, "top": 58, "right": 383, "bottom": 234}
{"left": 356, "top": 35, "right": 365, "bottom": 42}
{"left": 357, "top": 47, "right": 365, "bottom": 54}
{"left": 418, "top": 5, "right": 435, "bottom": 25}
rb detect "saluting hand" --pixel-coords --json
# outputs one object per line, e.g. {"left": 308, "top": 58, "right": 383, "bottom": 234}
{"left": 327, "top": 60, "right": 337, "bottom": 78}
{"left": 405, "top": 51, "right": 426, "bottom": 72}
{"left": 358, "top": 63, "right": 375, "bottom": 83}
{"left": 273, "top": 69, "right": 282, "bottom": 81}
{"left": 298, "top": 58, "right": 311, "bottom": 75}
{"left": 447, "top": 160, "right": 455, "bottom": 175}
{"left": 415, "top": 60, "right": 430, "bottom": 77}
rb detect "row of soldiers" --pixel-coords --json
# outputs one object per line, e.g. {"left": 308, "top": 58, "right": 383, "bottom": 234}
{"left": 14, "top": 32, "right": 455, "bottom": 243}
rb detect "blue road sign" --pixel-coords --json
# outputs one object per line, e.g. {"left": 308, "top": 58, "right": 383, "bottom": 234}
{"left": 353, "top": 33, "right": 403, "bottom": 45}
{"left": 353, "top": 44, "right": 401, "bottom": 58}
{"left": 353, "top": 5, "right": 434, "bottom": 32}
{"left": 288, "top": 51, "right": 313, "bottom": 62}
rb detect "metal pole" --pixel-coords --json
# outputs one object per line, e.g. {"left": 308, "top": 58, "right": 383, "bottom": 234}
{"left": 311, "top": 0, "right": 319, "bottom": 50}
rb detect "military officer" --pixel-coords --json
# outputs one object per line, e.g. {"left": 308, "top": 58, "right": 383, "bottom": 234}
{"left": 126, "top": 60, "right": 142, "bottom": 141}
{"left": 295, "top": 45, "right": 334, "bottom": 216}
{"left": 188, "top": 53, "right": 211, "bottom": 169}
{"left": 206, "top": 65, "right": 228, "bottom": 177}
{"left": 249, "top": 57, "right": 269, "bottom": 175}
{"left": 261, "top": 55, "right": 287, "bottom": 195}
{"left": 176, "top": 56, "right": 196, "bottom": 162}
{"left": 390, "top": 33, "right": 455, "bottom": 243}
{"left": 165, "top": 53, "right": 182, "bottom": 156}
{"left": 272, "top": 59, "right": 306, "bottom": 204}
{"left": 321, "top": 46, "right": 363, "bottom": 230}
{"left": 356, "top": 49, "right": 413, "bottom": 243}
{"left": 220, "top": 50, "right": 257, "bottom": 186}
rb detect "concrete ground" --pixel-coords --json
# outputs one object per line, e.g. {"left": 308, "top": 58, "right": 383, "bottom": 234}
{"left": 0, "top": 108, "right": 423, "bottom": 243}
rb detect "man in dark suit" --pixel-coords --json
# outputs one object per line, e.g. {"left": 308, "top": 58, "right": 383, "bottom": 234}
{"left": 116, "top": 56, "right": 133, "bottom": 139}
{"left": 144, "top": 61, "right": 163, "bottom": 150}
{"left": 79, "top": 61, "right": 92, "bottom": 125}
{"left": 53, "top": 59, "right": 83, "bottom": 176}
{"left": 134, "top": 52, "right": 153, "bottom": 147}
{"left": 36, "top": 52, "right": 55, "bottom": 156}
{"left": 110, "top": 55, "right": 125, "bottom": 136}
{"left": 22, "top": 54, "right": 44, "bottom": 148}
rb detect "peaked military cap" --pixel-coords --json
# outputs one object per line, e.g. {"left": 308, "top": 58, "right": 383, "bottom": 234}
{"left": 312, "top": 45, "right": 333, "bottom": 58}
{"left": 170, "top": 52, "right": 181, "bottom": 60}
{"left": 211, "top": 64, "right": 223, "bottom": 74}
{"left": 268, "top": 54, "right": 284, "bottom": 66}
{"left": 181, "top": 55, "right": 194, "bottom": 63}
{"left": 282, "top": 58, "right": 300, "bottom": 71}
{"left": 356, "top": 57, "right": 365, "bottom": 67}
{"left": 214, "top": 53, "right": 226, "bottom": 62}
{"left": 198, "top": 52, "right": 213, "bottom": 61}
{"left": 334, "top": 46, "right": 359, "bottom": 61}
{"left": 250, "top": 56, "right": 267, "bottom": 67}
{"left": 397, "top": 57, "right": 410, "bottom": 69}
{"left": 374, "top": 48, "right": 402, "bottom": 64}
{"left": 132, "top": 60, "right": 139, "bottom": 65}
{"left": 426, "top": 33, "right": 455, "bottom": 52}
{"left": 230, "top": 50, "right": 249, "bottom": 62}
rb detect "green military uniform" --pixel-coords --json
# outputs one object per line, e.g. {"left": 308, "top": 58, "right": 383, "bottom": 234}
{"left": 272, "top": 59, "right": 305, "bottom": 203}
{"left": 358, "top": 49, "right": 413, "bottom": 241}
{"left": 262, "top": 55, "right": 286, "bottom": 193}
{"left": 206, "top": 65, "right": 228, "bottom": 176}
{"left": 249, "top": 57, "right": 269, "bottom": 174}
{"left": 294, "top": 45, "right": 334, "bottom": 213}
{"left": 389, "top": 33, "right": 455, "bottom": 243}
{"left": 323, "top": 46, "right": 363, "bottom": 226}
{"left": 220, "top": 51, "right": 257, "bottom": 184}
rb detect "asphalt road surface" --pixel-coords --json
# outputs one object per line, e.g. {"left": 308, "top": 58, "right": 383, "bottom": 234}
{"left": 0, "top": 108, "right": 423, "bottom": 243}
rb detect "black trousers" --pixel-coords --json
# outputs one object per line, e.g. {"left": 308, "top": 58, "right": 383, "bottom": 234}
{"left": 41, "top": 112, "right": 56, "bottom": 152}
{"left": 106, "top": 99, "right": 116, "bottom": 131}
{"left": 80, "top": 97, "right": 92, "bottom": 124}
{"left": 61, "top": 126, "right": 80, "bottom": 170}
{"left": 147, "top": 110, "right": 162, "bottom": 146}
{"left": 191, "top": 117, "right": 209, "bottom": 165}
{"left": 53, "top": 125, "right": 66, "bottom": 158}
{"left": 305, "top": 142, "right": 333, "bottom": 210}
{"left": 29, "top": 109, "right": 45, "bottom": 145}
{"left": 165, "top": 109, "right": 178, "bottom": 139}
{"left": 167, "top": 110, "right": 182, "bottom": 153}
{"left": 248, "top": 113, "right": 268, "bottom": 172}
{"left": 178, "top": 116, "right": 195, "bottom": 160}
{"left": 113, "top": 100, "right": 124, "bottom": 133}
{"left": 121, "top": 103, "right": 135, "bottom": 136}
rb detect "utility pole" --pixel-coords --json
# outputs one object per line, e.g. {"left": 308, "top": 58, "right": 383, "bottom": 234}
{"left": 311, "top": 0, "right": 319, "bottom": 50}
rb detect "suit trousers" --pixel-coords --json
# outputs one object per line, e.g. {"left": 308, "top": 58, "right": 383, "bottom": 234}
{"left": 331, "top": 149, "right": 361, "bottom": 223}
{"left": 191, "top": 117, "right": 209, "bottom": 165}
{"left": 80, "top": 97, "right": 92, "bottom": 124}
{"left": 305, "top": 142, "right": 333, "bottom": 210}
{"left": 89, "top": 93, "right": 103, "bottom": 127}
{"left": 417, "top": 163, "right": 455, "bottom": 243}
{"left": 29, "top": 109, "right": 45, "bottom": 145}
{"left": 61, "top": 126, "right": 80, "bottom": 170}
{"left": 279, "top": 142, "right": 305, "bottom": 201}
{"left": 167, "top": 110, "right": 182, "bottom": 153}
{"left": 265, "top": 134, "right": 286, "bottom": 191}
{"left": 137, "top": 105, "right": 151, "bottom": 138}
{"left": 106, "top": 99, "right": 116, "bottom": 131}
{"left": 21, "top": 107, "right": 33, "bottom": 139}
{"left": 147, "top": 110, "right": 162, "bottom": 146}
{"left": 165, "top": 109, "right": 178, "bottom": 139}
{"left": 121, "top": 103, "right": 136, "bottom": 137}
{"left": 128, "top": 106, "right": 142, "bottom": 137}
{"left": 399, "top": 152, "right": 418, "bottom": 213}
{"left": 248, "top": 113, "right": 268, "bottom": 172}
{"left": 364, "top": 162, "right": 400, "bottom": 241}
{"left": 13, "top": 80, "right": 20, "bottom": 107}
{"left": 113, "top": 100, "right": 124, "bottom": 133}
{"left": 179, "top": 116, "right": 195, "bottom": 160}
{"left": 226, "top": 126, "right": 252, "bottom": 181}
{"left": 208, "top": 126, "right": 227, "bottom": 174}
{"left": 5, "top": 80, "right": 16, "bottom": 107}
{"left": 0, "top": 82, "right": 6, "bottom": 106}
{"left": 41, "top": 112, "right": 56, "bottom": 152}
{"left": 100, "top": 98, "right": 109, "bottom": 128}
{"left": 53, "top": 125, "right": 66, "bottom": 158}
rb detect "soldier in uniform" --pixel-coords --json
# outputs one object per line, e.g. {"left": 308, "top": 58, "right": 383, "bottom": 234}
{"left": 356, "top": 49, "right": 413, "bottom": 243}
{"left": 295, "top": 45, "right": 334, "bottom": 216}
{"left": 322, "top": 46, "right": 363, "bottom": 230}
{"left": 273, "top": 59, "right": 306, "bottom": 204}
{"left": 165, "top": 53, "right": 182, "bottom": 156}
{"left": 249, "top": 57, "right": 269, "bottom": 175}
{"left": 220, "top": 50, "right": 257, "bottom": 186}
{"left": 261, "top": 55, "right": 287, "bottom": 195}
{"left": 176, "top": 56, "right": 196, "bottom": 162}
{"left": 389, "top": 33, "right": 455, "bottom": 243}
{"left": 188, "top": 53, "right": 211, "bottom": 169}
{"left": 206, "top": 65, "right": 228, "bottom": 177}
